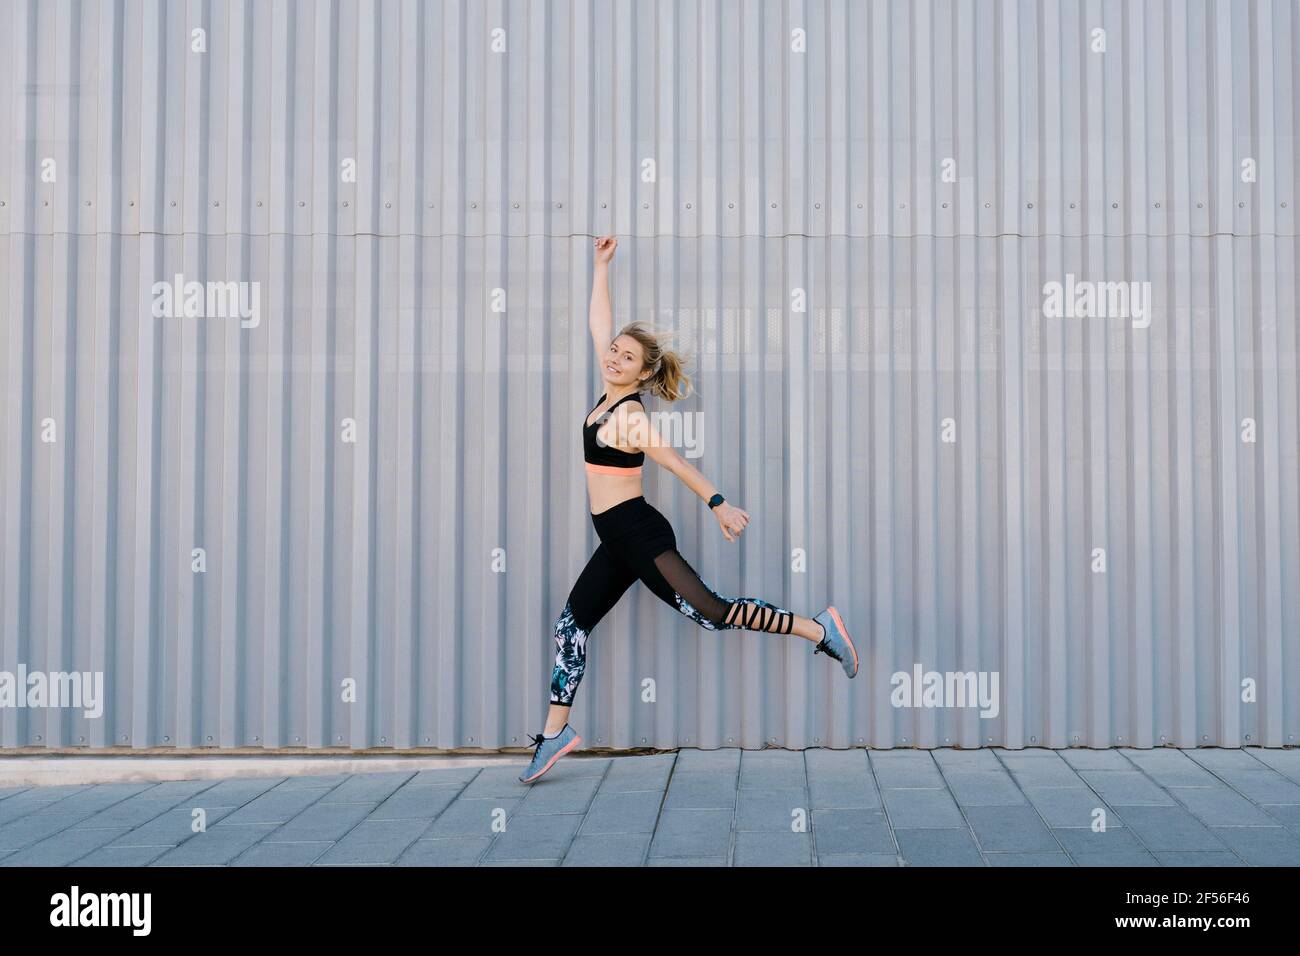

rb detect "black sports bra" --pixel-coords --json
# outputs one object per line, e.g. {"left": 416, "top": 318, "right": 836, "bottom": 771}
{"left": 583, "top": 392, "right": 645, "bottom": 473}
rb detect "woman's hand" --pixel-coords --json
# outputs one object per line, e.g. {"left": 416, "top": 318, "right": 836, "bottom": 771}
{"left": 714, "top": 502, "right": 750, "bottom": 543}
{"left": 594, "top": 235, "right": 618, "bottom": 264}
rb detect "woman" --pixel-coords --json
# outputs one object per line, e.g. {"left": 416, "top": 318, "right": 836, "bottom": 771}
{"left": 520, "top": 236, "right": 858, "bottom": 783}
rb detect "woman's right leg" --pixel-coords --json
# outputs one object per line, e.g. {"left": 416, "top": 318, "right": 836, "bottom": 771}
{"left": 545, "top": 541, "right": 638, "bottom": 733}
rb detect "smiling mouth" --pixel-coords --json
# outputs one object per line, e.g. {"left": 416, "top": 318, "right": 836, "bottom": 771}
{"left": 605, "top": 365, "right": 617, "bottom": 373}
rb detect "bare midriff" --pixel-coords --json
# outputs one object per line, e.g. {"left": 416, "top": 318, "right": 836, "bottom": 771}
{"left": 587, "top": 468, "right": 643, "bottom": 516}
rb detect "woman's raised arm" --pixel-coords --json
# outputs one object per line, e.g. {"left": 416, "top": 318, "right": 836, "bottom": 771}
{"left": 588, "top": 236, "right": 617, "bottom": 362}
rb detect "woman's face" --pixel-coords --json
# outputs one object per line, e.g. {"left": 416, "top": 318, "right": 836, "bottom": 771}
{"left": 602, "top": 335, "right": 648, "bottom": 386}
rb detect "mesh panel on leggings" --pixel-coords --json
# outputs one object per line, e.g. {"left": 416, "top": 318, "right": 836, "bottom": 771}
{"left": 651, "top": 549, "right": 795, "bottom": 634}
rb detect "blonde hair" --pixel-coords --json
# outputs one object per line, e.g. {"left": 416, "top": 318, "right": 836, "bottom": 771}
{"left": 616, "top": 320, "right": 694, "bottom": 402}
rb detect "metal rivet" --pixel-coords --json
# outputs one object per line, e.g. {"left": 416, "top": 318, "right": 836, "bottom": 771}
{"left": 128, "top": 200, "right": 134, "bottom": 206}
{"left": 79, "top": 736, "right": 85, "bottom": 742}
{"left": 600, "top": 202, "right": 606, "bottom": 208}
{"left": 295, "top": 736, "right": 301, "bottom": 742}
{"left": 212, "top": 200, "right": 219, "bottom": 207}
{"left": 728, "top": 202, "right": 734, "bottom": 209}
{"left": 513, "top": 201, "right": 519, "bottom": 208}
{"left": 43, "top": 200, "right": 49, "bottom": 206}
{"left": 941, "top": 202, "right": 948, "bottom": 208}
{"left": 814, "top": 202, "right": 821, "bottom": 209}
{"left": 470, "top": 201, "right": 477, "bottom": 209}
{"left": 343, "top": 200, "right": 349, "bottom": 207}
{"left": 899, "top": 202, "right": 906, "bottom": 209}
{"left": 1238, "top": 201, "right": 1245, "bottom": 208}
{"left": 1154, "top": 202, "right": 1161, "bottom": 208}
{"left": 1070, "top": 202, "right": 1076, "bottom": 208}
{"left": 1280, "top": 201, "right": 1287, "bottom": 208}
{"left": 427, "top": 202, "right": 434, "bottom": 208}
{"left": 385, "top": 201, "right": 391, "bottom": 208}
{"left": 170, "top": 200, "right": 176, "bottom": 206}
{"left": 256, "top": 200, "right": 263, "bottom": 207}
{"left": 298, "top": 200, "right": 305, "bottom": 207}
{"left": 381, "top": 736, "right": 387, "bottom": 743}
{"left": 1030, "top": 736, "right": 1037, "bottom": 742}
{"left": 1197, "top": 201, "right": 1204, "bottom": 208}
{"left": 984, "top": 201, "right": 990, "bottom": 208}
{"left": 685, "top": 202, "right": 692, "bottom": 208}
{"left": 253, "top": 736, "right": 259, "bottom": 742}
{"left": 770, "top": 202, "right": 776, "bottom": 208}
{"left": 207, "top": 735, "right": 213, "bottom": 741}
{"left": 36, "top": 735, "right": 42, "bottom": 741}
{"left": 1026, "top": 202, "right": 1033, "bottom": 208}
{"left": 643, "top": 202, "right": 649, "bottom": 208}
{"left": 1111, "top": 201, "right": 1119, "bottom": 208}
{"left": 163, "top": 736, "right": 169, "bottom": 742}
{"left": 857, "top": 202, "right": 863, "bottom": 208}
{"left": 556, "top": 201, "right": 563, "bottom": 208}
{"left": 85, "top": 200, "right": 91, "bottom": 206}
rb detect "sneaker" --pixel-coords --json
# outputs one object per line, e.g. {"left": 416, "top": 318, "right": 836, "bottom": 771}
{"left": 812, "top": 606, "right": 859, "bottom": 678}
{"left": 518, "top": 724, "right": 582, "bottom": 783}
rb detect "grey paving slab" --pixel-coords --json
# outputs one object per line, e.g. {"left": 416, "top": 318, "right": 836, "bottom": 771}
{"left": 648, "top": 809, "right": 733, "bottom": 859}
{"left": 213, "top": 787, "right": 331, "bottom": 825}
{"left": 316, "top": 772, "right": 416, "bottom": 805}
{"left": 871, "top": 756, "right": 947, "bottom": 789}
{"left": 271, "top": 774, "right": 354, "bottom": 790}
{"left": 313, "top": 818, "right": 431, "bottom": 865}
{"left": 662, "top": 772, "right": 737, "bottom": 810}
{"left": 1059, "top": 749, "right": 1133, "bottom": 770}
{"left": 1078, "top": 771, "right": 1180, "bottom": 806}
{"left": 149, "top": 824, "right": 279, "bottom": 866}
{"left": 1000, "top": 760, "right": 1089, "bottom": 787}
{"left": 0, "top": 788, "right": 31, "bottom": 800}
{"left": 1249, "top": 749, "right": 1300, "bottom": 781}
{"left": 646, "top": 856, "right": 727, "bottom": 866}
{"left": 514, "top": 775, "right": 602, "bottom": 815}
{"left": 734, "top": 788, "right": 809, "bottom": 832}
{"left": 673, "top": 749, "right": 741, "bottom": 772}
{"left": 407, "top": 767, "right": 483, "bottom": 787}
{"left": 562, "top": 832, "right": 651, "bottom": 866}
{"left": 75, "top": 845, "right": 171, "bottom": 866}
{"left": 1051, "top": 825, "right": 1148, "bottom": 856}
{"left": 1154, "top": 850, "right": 1247, "bottom": 866}
{"left": 1170, "top": 786, "right": 1280, "bottom": 826}
{"left": 1185, "top": 749, "right": 1274, "bottom": 772}
{"left": 1120, "top": 750, "right": 1222, "bottom": 786}
{"left": 599, "top": 753, "right": 675, "bottom": 792}
{"left": 944, "top": 772, "right": 1029, "bottom": 806}
{"left": 576, "top": 790, "right": 663, "bottom": 835}
{"left": 881, "top": 788, "right": 966, "bottom": 828}
{"left": 484, "top": 812, "right": 583, "bottom": 862}
{"left": 805, "top": 748, "right": 870, "bottom": 774}
{"left": 262, "top": 802, "right": 375, "bottom": 843}
{"left": 1260, "top": 803, "right": 1300, "bottom": 831}
{"left": 894, "top": 827, "right": 985, "bottom": 866}
{"left": 106, "top": 806, "right": 238, "bottom": 848}
{"left": 366, "top": 784, "right": 460, "bottom": 821}
{"left": 189, "top": 776, "right": 285, "bottom": 806}
{"left": 396, "top": 837, "right": 492, "bottom": 866}
{"left": 0, "top": 787, "right": 92, "bottom": 824}
{"left": 932, "top": 749, "right": 1004, "bottom": 772}
{"left": 964, "top": 806, "right": 1059, "bottom": 852}
{"left": 809, "top": 776, "right": 881, "bottom": 809}
{"left": 1208, "top": 826, "right": 1300, "bottom": 865}
{"left": 419, "top": 797, "right": 517, "bottom": 839}
{"left": 1117, "top": 805, "right": 1230, "bottom": 851}
{"left": 738, "top": 751, "right": 807, "bottom": 790}
{"left": 1020, "top": 787, "right": 1124, "bottom": 828}
{"left": 811, "top": 808, "right": 895, "bottom": 854}
{"left": 231, "top": 841, "right": 333, "bottom": 866}
{"left": 733, "top": 830, "right": 812, "bottom": 866}
{"left": 986, "top": 852, "right": 1074, "bottom": 866}
{"left": 0, "top": 811, "right": 95, "bottom": 852}
{"left": 1214, "top": 769, "right": 1300, "bottom": 804}
{"left": 1070, "top": 850, "right": 1160, "bottom": 866}
{"left": 818, "top": 852, "right": 901, "bottom": 866}
{"left": 27, "top": 783, "right": 155, "bottom": 815}
{"left": 0, "top": 825, "right": 133, "bottom": 866}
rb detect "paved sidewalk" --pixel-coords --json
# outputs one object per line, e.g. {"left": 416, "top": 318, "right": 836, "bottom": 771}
{"left": 2, "top": 747, "right": 1299, "bottom": 866}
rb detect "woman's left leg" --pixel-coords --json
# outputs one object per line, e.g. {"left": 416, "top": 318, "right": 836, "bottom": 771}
{"left": 628, "top": 545, "right": 825, "bottom": 643}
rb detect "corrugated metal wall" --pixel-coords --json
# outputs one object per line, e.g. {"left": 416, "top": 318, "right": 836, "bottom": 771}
{"left": 1, "top": 0, "right": 1297, "bottom": 752}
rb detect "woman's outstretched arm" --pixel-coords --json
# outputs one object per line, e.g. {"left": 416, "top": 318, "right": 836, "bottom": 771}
{"left": 588, "top": 236, "right": 617, "bottom": 362}
{"left": 610, "top": 406, "right": 752, "bottom": 543}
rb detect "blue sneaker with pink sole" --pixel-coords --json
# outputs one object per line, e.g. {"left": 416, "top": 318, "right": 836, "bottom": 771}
{"left": 813, "top": 606, "right": 859, "bottom": 678}
{"left": 519, "top": 724, "right": 582, "bottom": 783}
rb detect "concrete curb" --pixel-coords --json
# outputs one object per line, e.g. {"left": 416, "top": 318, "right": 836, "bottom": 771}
{"left": 0, "top": 755, "right": 534, "bottom": 787}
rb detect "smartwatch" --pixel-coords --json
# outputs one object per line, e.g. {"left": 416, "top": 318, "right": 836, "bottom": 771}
{"left": 707, "top": 493, "right": 725, "bottom": 510}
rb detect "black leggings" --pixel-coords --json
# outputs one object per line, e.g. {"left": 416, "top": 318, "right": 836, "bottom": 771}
{"left": 549, "top": 496, "right": 796, "bottom": 706}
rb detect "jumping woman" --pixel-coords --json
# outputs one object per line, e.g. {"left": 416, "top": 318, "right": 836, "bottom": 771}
{"left": 520, "top": 235, "right": 858, "bottom": 783}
